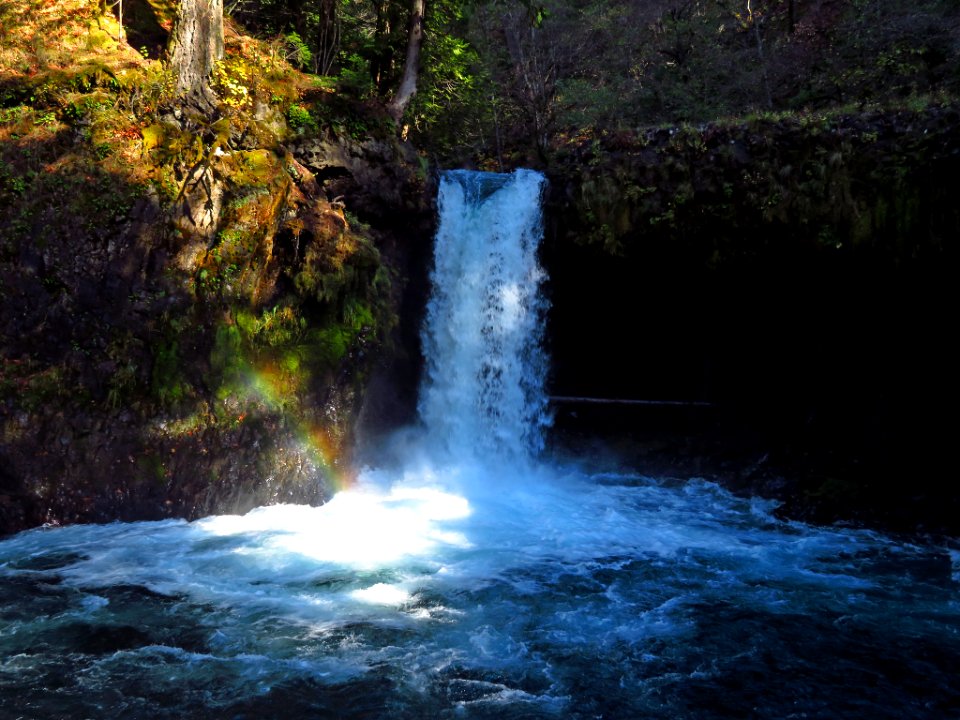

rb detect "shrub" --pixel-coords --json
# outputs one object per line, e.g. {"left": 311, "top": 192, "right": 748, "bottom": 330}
{"left": 286, "top": 103, "right": 316, "bottom": 132}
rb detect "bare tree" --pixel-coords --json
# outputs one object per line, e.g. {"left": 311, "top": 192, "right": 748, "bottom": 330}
{"left": 386, "top": 0, "right": 425, "bottom": 123}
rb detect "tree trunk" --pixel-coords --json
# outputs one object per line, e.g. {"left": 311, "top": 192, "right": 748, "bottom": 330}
{"left": 386, "top": 0, "right": 425, "bottom": 123}
{"left": 169, "top": 0, "right": 224, "bottom": 111}
{"left": 752, "top": 19, "right": 773, "bottom": 109}
{"left": 315, "top": 0, "right": 340, "bottom": 76}
{"left": 371, "top": 1, "right": 397, "bottom": 94}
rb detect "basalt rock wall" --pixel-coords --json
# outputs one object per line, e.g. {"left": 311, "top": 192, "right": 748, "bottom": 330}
{"left": 543, "top": 104, "right": 959, "bottom": 531}
{"left": 1, "top": 113, "right": 432, "bottom": 535}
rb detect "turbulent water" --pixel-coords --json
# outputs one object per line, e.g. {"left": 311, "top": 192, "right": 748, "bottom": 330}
{"left": 2, "top": 170, "right": 959, "bottom": 719}
{"left": 419, "top": 169, "right": 550, "bottom": 462}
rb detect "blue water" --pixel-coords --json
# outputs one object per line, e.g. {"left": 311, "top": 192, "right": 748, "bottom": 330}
{"left": 2, "top": 473, "right": 959, "bottom": 718}
{"left": 1, "top": 170, "right": 958, "bottom": 718}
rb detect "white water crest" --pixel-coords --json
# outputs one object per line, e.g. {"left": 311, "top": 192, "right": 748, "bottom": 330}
{"left": 1, "top": 169, "right": 958, "bottom": 718}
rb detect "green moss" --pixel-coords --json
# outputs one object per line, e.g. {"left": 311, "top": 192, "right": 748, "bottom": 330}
{"left": 306, "top": 325, "right": 349, "bottom": 367}
{"left": 851, "top": 206, "right": 875, "bottom": 245}
{"left": 152, "top": 341, "right": 187, "bottom": 407}
{"left": 231, "top": 150, "right": 281, "bottom": 187}
{"left": 344, "top": 298, "right": 375, "bottom": 333}
{"left": 894, "top": 192, "right": 921, "bottom": 239}
{"left": 294, "top": 263, "right": 352, "bottom": 304}
{"left": 280, "top": 351, "right": 301, "bottom": 373}
{"left": 235, "top": 309, "right": 259, "bottom": 338}
{"left": 0, "top": 361, "right": 67, "bottom": 411}
{"left": 136, "top": 453, "right": 168, "bottom": 486}
{"left": 210, "top": 323, "right": 247, "bottom": 399}
{"left": 257, "top": 306, "right": 305, "bottom": 347}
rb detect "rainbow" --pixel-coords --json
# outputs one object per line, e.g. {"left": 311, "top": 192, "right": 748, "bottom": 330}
{"left": 240, "top": 362, "right": 356, "bottom": 494}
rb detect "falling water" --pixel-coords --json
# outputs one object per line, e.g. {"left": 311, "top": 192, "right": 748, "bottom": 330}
{"left": 1, "top": 170, "right": 959, "bottom": 719}
{"left": 419, "top": 169, "right": 550, "bottom": 462}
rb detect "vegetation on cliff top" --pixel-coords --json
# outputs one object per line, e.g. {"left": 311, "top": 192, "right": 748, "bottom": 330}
{"left": 239, "top": 0, "right": 956, "bottom": 165}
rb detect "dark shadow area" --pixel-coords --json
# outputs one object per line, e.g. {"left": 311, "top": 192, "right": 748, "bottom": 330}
{"left": 0, "top": 122, "right": 187, "bottom": 532}
{"left": 353, "top": 193, "right": 436, "bottom": 457}
{"left": 114, "top": 0, "right": 172, "bottom": 60}
{"left": 542, "top": 117, "right": 960, "bottom": 533}
{"left": 545, "top": 232, "right": 956, "bottom": 532}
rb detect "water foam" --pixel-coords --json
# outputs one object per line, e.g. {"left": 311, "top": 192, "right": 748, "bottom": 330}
{"left": 418, "top": 169, "right": 550, "bottom": 464}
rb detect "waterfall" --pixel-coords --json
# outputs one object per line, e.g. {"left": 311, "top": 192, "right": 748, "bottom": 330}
{"left": 418, "top": 169, "right": 551, "bottom": 463}
{"left": 2, "top": 169, "right": 957, "bottom": 720}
